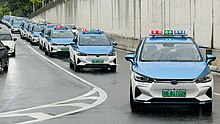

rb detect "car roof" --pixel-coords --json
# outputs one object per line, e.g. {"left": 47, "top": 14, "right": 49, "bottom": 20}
{"left": 145, "top": 37, "right": 194, "bottom": 44}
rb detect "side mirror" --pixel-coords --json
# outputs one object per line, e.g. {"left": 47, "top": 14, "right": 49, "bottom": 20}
{"left": 206, "top": 54, "right": 216, "bottom": 65}
{"left": 14, "top": 38, "right": 17, "bottom": 41}
{"left": 39, "top": 32, "right": 43, "bottom": 36}
{"left": 112, "top": 41, "right": 118, "bottom": 47}
{"left": 70, "top": 42, "right": 77, "bottom": 48}
{"left": 125, "top": 53, "right": 135, "bottom": 65}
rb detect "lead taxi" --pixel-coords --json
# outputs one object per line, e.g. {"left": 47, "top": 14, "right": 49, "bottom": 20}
{"left": 125, "top": 29, "right": 216, "bottom": 112}
{"left": 69, "top": 28, "right": 117, "bottom": 72}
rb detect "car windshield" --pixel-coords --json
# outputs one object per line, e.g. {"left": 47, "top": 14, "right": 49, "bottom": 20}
{"left": 13, "top": 25, "right": 20, "bottom": 28}
{"left": 33, "top": 26, "right": 43, "bottom": 32}
{"left": 0, "top": 34, "right": 12, "bottom": 40}
{"left": 52, "top": 30, "right": 73, "bottom": 38}
{"left": 13, "top": 21, "right": 21, "bottom": 25}
{"left": 140, "top": 42, "right": 202, "bottom": 62}
{"left": 79, "top": 35, "right": 111, "bottom": 46}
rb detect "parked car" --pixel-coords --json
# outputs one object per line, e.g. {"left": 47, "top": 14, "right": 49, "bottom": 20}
{"left": 69, "top": 28, "right": 117, "bottom": 72}
{"left": 125, "top": 29, "right": 216, "bottom": 113}
{"left": 0, "top": 33, "right": 17, "bottom": 57}
{"left": 44, "top": 25, "right": 74, "bottom": 57}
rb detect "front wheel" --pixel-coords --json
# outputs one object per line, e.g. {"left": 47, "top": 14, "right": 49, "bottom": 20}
{"left": 2, "top": 58, "right": 9, "bottom": 71}
{"left": 48, "top": 49, "right": 53, "bottom": 57}
{"left": 201, "top": 103, "right": 212, "bottom": 114}
{"left": 130, "top": 87, "right": 141, "bottom": 112}
{"left": 110, "top": 65, "right": 117, "bottom": 72}
{"left": 11, "top": 48, "right": 15, "bottom": 57}
{"left": 70, "top": 59, "right": 74, "bottom": 69}
{"left": 73, "top": 57, "right": 80, "bottom": 72}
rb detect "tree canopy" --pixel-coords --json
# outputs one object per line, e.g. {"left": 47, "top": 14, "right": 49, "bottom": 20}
{"left": 0, "top": 0, "right": 55, "bottom": 18}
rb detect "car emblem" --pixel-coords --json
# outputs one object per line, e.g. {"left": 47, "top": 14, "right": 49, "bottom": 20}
{"left": 171, "top": 80, "right": 178, "bottom": 85}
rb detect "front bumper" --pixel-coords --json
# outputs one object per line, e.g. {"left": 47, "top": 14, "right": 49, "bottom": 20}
{"left": 131, "top": 72, "right": 214, "bottom": 105}
{"left": 75, "top": 55, "right": 117, "bottom": 68}
{"left": 32, "top": 37, "right": 40, "bottom": 43}
{"left": 50, "top": 45, "right": 70, "bottom": 55}
{"left": 11, "top": 28, "right": 20, "bottom": 33}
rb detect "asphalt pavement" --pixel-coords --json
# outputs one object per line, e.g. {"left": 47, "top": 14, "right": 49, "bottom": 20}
{"left": 0, "top": 24, "right": 220, "bottom": 124}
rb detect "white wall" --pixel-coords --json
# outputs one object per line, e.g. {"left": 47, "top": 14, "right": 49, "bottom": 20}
{"left": 34, "top": 0, "right": 220, "bottom": 49}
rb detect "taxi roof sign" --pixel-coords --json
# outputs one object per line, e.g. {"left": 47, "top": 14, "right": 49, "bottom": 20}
{"left": 54, "top": 25, "right": 68, "bottom": 30}
{"left": 150, "top": 29, "right": 187, "bottom": 36}
{"left": 82, "top": 28, "right": 103, "bottom": 34}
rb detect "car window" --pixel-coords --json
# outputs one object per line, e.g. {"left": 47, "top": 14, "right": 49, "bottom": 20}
{"left": 13, "top": 25, "right": 20, "bottom": 28}
{"left": 79, "top": 35, "right": 111, "bottom": 46}
{"left": 140, "top": 42, "right": 202, "bottom": 62}
{"left": 33, "top": 26, "right": 43, "bottom": 32}
{"left": 51, "top": 30, "right": 73, "bottom": 38}
{"left": 0, "top": 34, "right": 12, "bottom": 40}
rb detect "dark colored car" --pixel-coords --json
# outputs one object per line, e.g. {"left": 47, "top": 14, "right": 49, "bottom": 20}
{"left": 0, "top": 41, "right": 9, "bottom": 72}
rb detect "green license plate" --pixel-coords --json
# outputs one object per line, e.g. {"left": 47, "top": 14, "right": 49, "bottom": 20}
{"left": 162, "top": 89, "right": 186, "bottom": 97}
{"left": 92, "top": 60, "right": 104, "bottom": 64}
{"left": 61, "top": 48, "right": 69, "bottom": 51}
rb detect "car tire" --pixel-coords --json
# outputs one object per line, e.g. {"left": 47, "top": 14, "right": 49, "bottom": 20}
{"left": 45, "top": 49, "right": 48, "bottom": 56}
{"left": 201, "top": 103, "right": 212, "bottom": 114}
{"left": 110, "top": 65, "right": 117, "bottom": 72}
{"left": 130, "top": 87, "right": 141, "bottom": 112}
{"left": 39, "top": 44, "right": 42, "bottom": 50}
{"left": 70, "top": 59, "right": 74, "bottom": 69}
{"left": 48, "top": 49, "right": 53, "bottom": 57}
{"left": 11, "top": 51, "right": 15, "bottom": 57}
{"left": 73, "top": 57, "right": 80, "bottom": 72}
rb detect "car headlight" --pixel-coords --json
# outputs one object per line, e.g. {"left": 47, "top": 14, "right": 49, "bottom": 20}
{"left": 77, "top": 52, "right": 87, "bottom": 56}
{"left": 108, "top": 52, "right": 116, "bottom": 56}
{"left": 195, "top": 73, "right": 212, "bottom": 83}
{"left": 134, "top": 72, "right": 153, "bottom": 83}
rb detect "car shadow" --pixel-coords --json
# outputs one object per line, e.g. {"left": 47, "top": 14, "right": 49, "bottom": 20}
{"left": 131, "top": 105, "right": 213, "bottom": 118}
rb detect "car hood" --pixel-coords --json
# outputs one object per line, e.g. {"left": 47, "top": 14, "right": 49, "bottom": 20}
{"left": 33, "top": 32, "right": 41, "bottom": 36}
{"left": 1, "top": 40, "right": 15, "bottom": 46}
{"left": 133, "top": 62, "right": 210, "bottom": 79}
{"left": 50, "top": 38, "right": 73, "bottom": 45}
{"left": 77, "top": 46, "right": 113, "bottom": 54}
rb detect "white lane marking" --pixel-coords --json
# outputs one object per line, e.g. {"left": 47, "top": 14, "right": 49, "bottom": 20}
{"left": 212, "top": 71, "right": 220, "bottom": 75}
{"left": 214, "top": 93, "right": 220, "bottom": 96}
{"left": 0, "top": 112, "right": 53, "bottom": 119}
{"left": 0, "top": 45, "right": 108, "bottom": 124}
{"left": 28, "top": 113, "right": 53, "bottom": 119}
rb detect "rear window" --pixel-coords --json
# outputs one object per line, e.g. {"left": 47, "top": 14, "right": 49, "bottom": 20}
{"left": 33, "top": 26, "right": 44, "bottom": 32}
